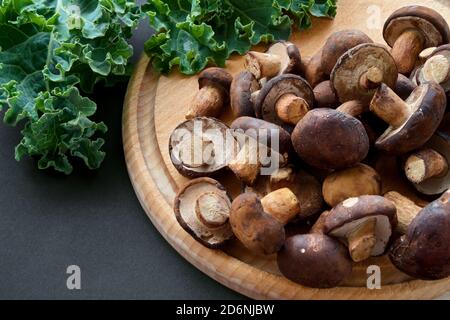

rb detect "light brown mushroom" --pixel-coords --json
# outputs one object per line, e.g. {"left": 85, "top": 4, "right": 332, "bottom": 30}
{"left": 186, "top": 68, "right": 232, "bottom": 119}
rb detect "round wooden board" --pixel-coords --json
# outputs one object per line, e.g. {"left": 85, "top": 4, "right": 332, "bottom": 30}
{"left": 123, "top": 0, "right": 450, "bottom": 299}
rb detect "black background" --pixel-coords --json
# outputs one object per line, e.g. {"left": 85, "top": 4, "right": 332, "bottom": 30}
{"left": 0, "top": 9, "right": 242, "bottom": 300}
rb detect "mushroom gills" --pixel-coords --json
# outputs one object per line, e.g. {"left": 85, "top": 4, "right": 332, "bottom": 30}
{"left": 329, "top": 214, "right": 391, "bottom": 257}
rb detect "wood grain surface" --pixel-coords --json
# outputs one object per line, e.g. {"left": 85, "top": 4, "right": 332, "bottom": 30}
{"left": 123, "top": 0, "right": 450, "bottom": 299}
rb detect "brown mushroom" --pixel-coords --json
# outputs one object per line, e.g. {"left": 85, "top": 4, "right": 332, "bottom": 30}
{"left": 169, "top": 117, "right": 238, "bottom": 177}
{"left": 323, "top": 195, "right": 397, "bottom": 262}
{"left": 186, "top": 67, "right": 232, "bottom": 119}
{"left": 244, "top": 41, "right": 301, "bottom": 80}
{"left": 383, "top": 5, "right": 450, "bottom": 74}
{"left": 322, "top": 163, "right": 381, "bottom": 207}
{"left": 395, "top": 73, "right": 417, "bottom": 100}
{"left": 384, "top": 191, "right": 422, "bottom": 234}
{"left": 313, "top": 80, "right": 338, "bottom": 108}
{"left": 174, "top": 178, "right": 234, "bottom": 248}
{"left": 246, "top": 166, "right": 324, "bottom": 219}
{"left": 404, "top": 132, "right": 450, "bottom": 195}
{"left": 303, "top": 49, "right": 327, "bottom": 88}
{"left": 389, "top": 190, "right": 450, "bottom": 280}
{"left": 310, "top": 210, "right": 331, "bottom": 234}
{"left": 255, "top": 74, "right": 314, "bottom": 127}
{"left": 230, "top": 190, "right": 300, "bottom": 255}
{"left": 230, "top": 71, "right": 260, "bottom": 117}
{"left": 416, "top": 45, "right": 450, "bottom": 95}
{"left": 321, "top": 29, "right": 373, "bottom": 76}
{"left": 292, "top": 108, "right": 369, "bottom": 170}
{"left": 370, "top": 82, "right": 447, "bottom": 154}
{"left": 277, "top": 234, "right": 352, "bottom": 288}
{"left": 331, "top": 43, "right": 398, "bottom": 104}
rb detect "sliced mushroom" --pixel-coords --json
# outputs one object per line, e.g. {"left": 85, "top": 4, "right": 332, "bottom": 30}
{"left": 277, "top": 234, "right": 352, "bottom": 288}
{"left": 169, "top": 117, "right": 238, "bottom": 177}
{"left": 404, "top": 132, "right": 450, "bottom": 195}
{"left": 389, "top": 190, "right": 450, "bottom": 280}
{"left": 255, "top": 74, "right": 314, "bottom": 127}
{"left": 383, "top": 5, "right": 450, "bottom": 74}
{"left": 174, "top": 178, "right": 233, "bottom": 248}
{"left": 186, "top": 68, "right": 232, "bottom": 119}
{"left": 292, "top": 108, "right": 369, "bottom": 170}
{"left": 230, "top": 191, "right": 300, "bottom": 255}
{"left": 230, "top": 71, "right": 260, "bottom": 117}
{"left": 321, "top": 29, "right": 373, "bottom": 76}
{"left": 416, "top": 45, "right": 450, "bottom": 95}
{"left": 246, "top": 166, "right": 324, "bottom": 219}
{"left": 370, "top": 82, "right": 447, "bottom": 154}
{"left": 244, "top": 41, "right": 301, "bottom": 80}
{"left": 313, "top": 80, "right": 338, "bottom": 108}
{"left": 323, "top": 195, "right": 397, "bottom": 262}
{"left": 331, "top": 43, "right": 398, "bottom": 104}
{"left": 384, "top": 191, "right": 422, "bottom": 234}
{"left": 323, "top": 163, "right": 381, "bottom": 207}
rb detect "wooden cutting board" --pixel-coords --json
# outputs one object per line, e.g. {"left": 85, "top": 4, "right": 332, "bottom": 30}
{"left": 122, "top": 0, "right": 450, "bottom": 299}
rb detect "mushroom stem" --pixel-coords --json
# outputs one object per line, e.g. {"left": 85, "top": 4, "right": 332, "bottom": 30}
{"left": 370, "top": 84, "right": 410, "bottom": 128}
{"left": 228, "top": 140, "right": 261, "bottom": 185}
{"left": 360, "top": 67, "right": 384, "bottom": 89}
{"left": 384, "top": 191, "right": 421, "bottom": 234}
{"left": 337, "top": 100, "right": 368, "bottom": 117}
{"left": 422, "top": 55, "right": 450, "bottom": 84}
{"left": 347, "top": 217, "right": 377, "bottom": 262}
{"left": 418, "top": 47, "right": 437, "bottom": 64}
{"left": 404, "top": 148, "right": 449, "bottom": 184}
{"left": 195, "top": 192, "right": 230, "bottom": 228}
{"left": 275, "top": 93, "right": 310, "bottom": 125}
{"left": 250, "top": 90, "right": 261, "bottom": 105}
{"left": 391, "top": 29, "right": 425, "bottom": 74}
{"left": 269, "top": 166, "right": 295, "bottom": 190}
{"left": 245, "top": 51, "right": 281, "bottom": 80}
{"left": 186, "top": 86, "right": 224, "bottom": 119}
{"left": 261, "top": 188, "right": 301, "bottom": 225}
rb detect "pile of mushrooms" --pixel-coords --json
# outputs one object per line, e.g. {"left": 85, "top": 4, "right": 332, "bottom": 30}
{"left": 169, "top": 5, "right": 450, "bottom": 288}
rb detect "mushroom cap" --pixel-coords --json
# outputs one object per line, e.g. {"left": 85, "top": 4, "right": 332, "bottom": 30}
{"left": 292, "top": 108, "right": 369, "bottom": 170}
{"left": 383, "top": 5, "right": 450, "bottom": 48}
{"left": 417, "top": 45, "right": 450, "bottom": 93}
{"left": 266, "top": 41, "right": 302, "bottom": 75}
{"left": 174, "top": 178, "right": 234, "bottom": 248}
{"left": 411, "top": 132, "right": 450, "bottom": 195}
{"left": 389, "top": 190, "right": 450, "bottom": 280}
{"left": 255, "top": 74, "right": 314, "bottom": 129}
{"left": 323, "top": 163, "right": 382, "bottom": 207}
{"left": 230, "top": 71, "right": 259, "bottom": 117}
{"left": 230, "top": 192, "right": 285, "bottom": 255}
{"left": 277, "top": 234, "right": 352, "bottom": 288}
{"left": 375, "top": 82, "right": 447, "bottom": 154}
{"left": 198, "top": 67, "right": 233, "bottom": 93}
{"left": 396, "top": 73, "right": 417, "bottom": 100}
{"left": 313, "top": 80, "right": 338, "bottom": 108}
{"left": 246, "top": 168, "right": 324, "bottom": 219}
{"left": 323, "top": 195, "right": 397, "bottom": 256}
{"left": 169, "top": 117, "right": 238, "bottom": 177}
{"left": 230, "top": 116, "right": 292, "bottom": 155}
{"left": 321, "top": 29, "right": 373, "bottom": 76}
{"left": 331, "top": 43, "right": 398, "bottom": 104}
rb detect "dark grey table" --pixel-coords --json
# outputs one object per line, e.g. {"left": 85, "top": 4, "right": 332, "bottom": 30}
{"left": 0, "top": 17, "right": 242, "bottom": 300}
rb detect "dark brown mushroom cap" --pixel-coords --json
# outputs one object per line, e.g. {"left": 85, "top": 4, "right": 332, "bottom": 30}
{"left": 230, "top": 116, "right": 292, "bottom": 155}
{"left": 389, "top": 190, "right": 450, "bottom": 280}
{"left": 323, "top": 195, "right": 397, "bottom": 255}
{"left": 383, "top": 5, "right": 450, "bottom": 48}
{"left": 277, "top": 234, "right": 352, "bottom": 288}
{"left": 230, "top": 71, "right": 259, "bottom": 117}
{"left": 396, "top": 73, "right": 417, "bottom": 100}
{"left": 331, "top": 43, "right": 398, "bottom": 104}
{"left": 291, "top": 108, "right": 369, "bottom": 170}
{"left": 375, "top": 82, "right": 447, "bottom": 154}
{"left": 255, "top": 74, "right": 314, "bottom": 128}
{"left": 266, "top": 41, "right": 302, "bottom": 75}
{"left": 322, "top": 29, "right": 374, "bottom": 76}
{"left": 174, "top": 178, "right": 234, "bottom": 248}
{"left": 198, "top": 67, "right": 233, "bottom": 94}
{"left": 230, "top": 192, "right": 285, "bottom": 255}
{"left": 412, "top": 132, "right": 450, "bottom": 195}
{"left": 169, "top": 117, "right": 237, "bottom": 178}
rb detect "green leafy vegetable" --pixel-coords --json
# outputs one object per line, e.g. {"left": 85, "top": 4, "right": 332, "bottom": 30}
{"left": 143, "top": 0, "right": 337, "bottom": 75}
{"left": 0, "top": 0, "right": 141, "bottom": 174}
